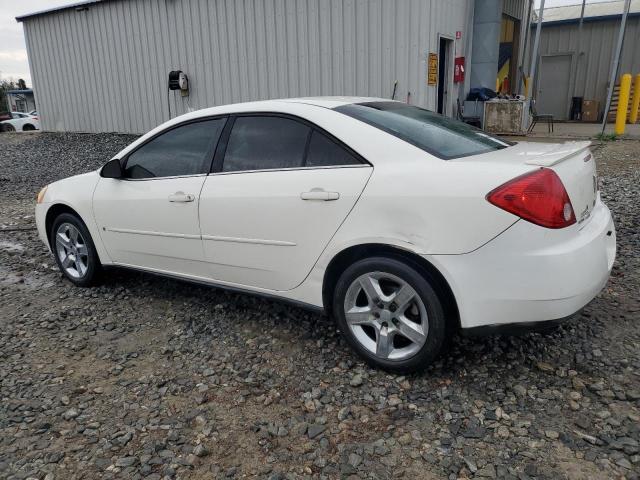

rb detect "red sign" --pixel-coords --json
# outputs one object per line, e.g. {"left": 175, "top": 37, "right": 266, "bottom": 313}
{"left": 454, "top": 57, "right": 465, "bottom": 83}
{"left": 456, "top": 31, "right": 462, "bottom": 40}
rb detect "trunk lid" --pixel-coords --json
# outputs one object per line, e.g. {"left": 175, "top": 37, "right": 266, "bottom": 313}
{"left": 522, "top": 141, "right": 597, "bottom": 226}
{"left": 459, "top": 141, "right": 598, "bottom": 227}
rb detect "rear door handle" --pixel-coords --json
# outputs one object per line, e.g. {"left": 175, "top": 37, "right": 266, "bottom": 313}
{"left": 168, "top": 191, "right": 195, "bottom": 203}
{"left": 300, "top": 189, "right": 340, "bottom": 201}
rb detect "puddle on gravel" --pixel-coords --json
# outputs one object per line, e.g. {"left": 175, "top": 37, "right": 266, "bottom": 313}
{"left": 0, "top": 266, "right": 56, "bottom": 290}
{"left": 0, "top": 241, "right": 25, "bottom": 253}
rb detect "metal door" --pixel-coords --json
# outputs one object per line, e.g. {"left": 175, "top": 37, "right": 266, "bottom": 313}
{"left": 537, "top": 54, "right": 572, "bottom": 120}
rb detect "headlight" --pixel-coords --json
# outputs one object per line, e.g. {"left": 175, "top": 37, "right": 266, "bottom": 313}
{"left": 36, "top": 185, "right": 48, "bottom": 204}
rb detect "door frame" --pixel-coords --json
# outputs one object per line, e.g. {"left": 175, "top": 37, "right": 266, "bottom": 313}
{"left": 437, "top": 34, "right": 455, "bottom": 116}
{"left": 535, "top": 52, "right": 576, "bottom": 120}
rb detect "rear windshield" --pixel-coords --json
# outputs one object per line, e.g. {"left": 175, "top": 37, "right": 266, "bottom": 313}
{"left": 334, "top": 102, "right": 511, "bottom": 159}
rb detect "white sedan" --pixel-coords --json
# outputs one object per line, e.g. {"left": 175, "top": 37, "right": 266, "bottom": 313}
{"left": 35, "top": 97, "right": 616, "bottom": 372}
{"left": 1, "top": 111, "right": 40, "bottom": 132}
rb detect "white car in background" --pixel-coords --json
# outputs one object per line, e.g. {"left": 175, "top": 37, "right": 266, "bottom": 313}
{"left": 34, "top": 97, "right": 616, "bottom": 372}
{"left": 1, "top": 111, "right": 40, "bottom": 132}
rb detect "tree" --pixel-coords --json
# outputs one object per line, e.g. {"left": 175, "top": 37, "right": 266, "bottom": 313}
{"left": 0, "top": 79, "right": 18, "bottom": 113}
{"left": 17, "top": 79, "right": 27, "bottom": 90}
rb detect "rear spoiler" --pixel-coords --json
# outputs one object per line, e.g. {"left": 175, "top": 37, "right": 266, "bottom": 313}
{"left": 524, "top": 141, "right": 591, "bottom": 167}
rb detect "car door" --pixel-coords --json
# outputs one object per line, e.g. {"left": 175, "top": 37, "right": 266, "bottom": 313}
{"left": 199, "top": 114, "right": 372, "bottom": 291}
{"left": 93, "top": 117, "right": 226, "bottom": 277}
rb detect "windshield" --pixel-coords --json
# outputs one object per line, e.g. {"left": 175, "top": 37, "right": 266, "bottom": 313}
{"left": 334, "top": 102, "right": 511, "bottom": 159}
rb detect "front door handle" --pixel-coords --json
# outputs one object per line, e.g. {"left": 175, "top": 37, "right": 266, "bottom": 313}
{"left": 300, "top": 188, "right": 340, "bottom": 201}
{"left": 168, "top": 191, "right": 195, "bottom": 203}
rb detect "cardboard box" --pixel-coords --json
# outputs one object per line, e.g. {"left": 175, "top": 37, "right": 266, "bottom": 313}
{"left": 582, "top": 100, "right": 599, "bottom": 122}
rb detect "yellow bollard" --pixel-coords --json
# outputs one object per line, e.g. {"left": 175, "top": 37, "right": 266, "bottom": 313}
{"left": 630, "top": 74, "right": 640, "bottom": 124}
{"left": 615, "top": 73, "right": 632, "bottom": 135}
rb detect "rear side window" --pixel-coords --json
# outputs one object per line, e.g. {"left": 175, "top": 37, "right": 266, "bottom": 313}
{"left": 335, "top": 102, "right": 511, "bottom": 159}
{"left": 124, "top": 118, "right": 225, "bottom": 179}
{"left": 223, "top": 116, "right": 310, "bottom": 172}
{"left": 222, "top": 115, "right": 363, "bottom": 172}
{"left": 306, "top": 131, "right": 360, "bottom": 167}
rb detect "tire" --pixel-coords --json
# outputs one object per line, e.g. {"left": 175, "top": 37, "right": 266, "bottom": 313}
{"left": 3, "top": 124, "right": 15, "bottom": 132}
{"left": 23, "top": 124, "right": 35, "bottom": 131}
{"left": 332, "top": 257, "right": 447, "bottom": 373}
{"left": 50, "top": 212, "right": 102, "bottom": 287}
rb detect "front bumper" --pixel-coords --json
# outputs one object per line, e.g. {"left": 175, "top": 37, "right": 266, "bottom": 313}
{"left": 429, "top": 197, "right": 616, "bottom": 329}
{"left": 35, "top": 203, "right": 51, "bottom": 252}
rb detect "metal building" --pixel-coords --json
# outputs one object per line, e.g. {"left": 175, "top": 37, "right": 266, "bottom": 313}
{"left": 18, "top": 0, "right": 529, "bottom": 134}
{"left": 531, "top": 0, "right": 640, "bottom": 120}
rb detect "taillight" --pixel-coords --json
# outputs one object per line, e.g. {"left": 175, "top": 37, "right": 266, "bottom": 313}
{"left": 486, "top": 168, "right": 576, "bottom": 228}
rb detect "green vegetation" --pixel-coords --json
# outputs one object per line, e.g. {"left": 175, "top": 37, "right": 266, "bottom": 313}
{"left": 595, "top": 132, "right": 618, "bottom": 142}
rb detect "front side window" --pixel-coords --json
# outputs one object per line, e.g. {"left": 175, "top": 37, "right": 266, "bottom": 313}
{"left": 335, "top": 102, "right": 511, "bottom": 159}
{"left": 124, "top": 118, "right": 226, "bottom": 179}
{"left": 223, "top": 116, "right": 310, "bottom": 172}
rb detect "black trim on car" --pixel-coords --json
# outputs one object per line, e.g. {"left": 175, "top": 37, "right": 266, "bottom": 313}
{"left": 211, "top": 115, "right": 236, "bottom": 173}
{"left": 460, "top": 316, "right": 572, "bottom": 337}
{"left": 108, "top": 264, "right": 326, "bottom": 315}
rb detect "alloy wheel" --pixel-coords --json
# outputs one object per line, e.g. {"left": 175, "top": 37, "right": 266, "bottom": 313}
{"left": 55, "top": 222, "right": 89, "bottom": 278}
{"left": 343, "top": 271, "right": 428, "bottom": 361}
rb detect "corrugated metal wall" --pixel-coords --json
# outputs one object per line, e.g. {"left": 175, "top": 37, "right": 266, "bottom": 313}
{"left": 23, "top": 0, "right": 472, "bottom": 134}
{"left": 503, "top": 0, "right": 528, "bottom": 20}
{"left": 533, "top": 16, "right": 640, "bottom": 113}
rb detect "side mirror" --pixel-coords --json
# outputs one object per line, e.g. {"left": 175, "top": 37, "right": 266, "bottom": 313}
{"left": 101, "top": 159, "right": 123, "bottom": 179}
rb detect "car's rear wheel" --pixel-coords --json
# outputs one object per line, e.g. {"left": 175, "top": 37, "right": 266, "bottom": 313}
{"left": 23, "top": 124, "right": 35, "bottom": 131}
{"left": 333, "top": 257, "right": 447, "bottom": 373}
{"left": 51, "top": 213, "right": 101, "bottom": 287}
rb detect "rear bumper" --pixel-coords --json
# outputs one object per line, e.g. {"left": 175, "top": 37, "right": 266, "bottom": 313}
{"left": 429, "top": 196, "right": 616, "bottom": 329}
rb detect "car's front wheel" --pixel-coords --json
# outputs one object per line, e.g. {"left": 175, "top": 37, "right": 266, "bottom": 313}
{"left": 3, "top": 124, "right": 15, "bottom": 132}
{"left": 50, "top": 213, "right": 101, "bottom": 287}
{"left": 333, "top": 257, "right": 447, "bottom": 373}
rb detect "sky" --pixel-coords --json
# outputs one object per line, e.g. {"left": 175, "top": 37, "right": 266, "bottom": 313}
{"left": 0, "top": 0, "right": 622, "bottom": 87}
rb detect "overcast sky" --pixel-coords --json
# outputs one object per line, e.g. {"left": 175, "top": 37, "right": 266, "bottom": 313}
{"left": 0, "top": 0, "right": 621, "bottom": 86}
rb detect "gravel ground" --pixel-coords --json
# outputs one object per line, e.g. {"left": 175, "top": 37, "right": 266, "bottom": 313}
{"left": 0, "top": 132, "right": 639, "bottom": 480}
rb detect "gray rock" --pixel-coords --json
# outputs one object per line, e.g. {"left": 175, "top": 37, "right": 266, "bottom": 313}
{"left": 350, "top": 374, "right": 363, "bottom": 387}
{"left": 307, "top": 424, "right": 326, "bottom": 439}
{"left": 115, "top": 456, "right": 138, "bottom": 467}
{"left": 475, "top": 464, "right": 497, "bottom": 478}
{"left": 62, "top": 408, "right": 79, "bottom": 420}
{"left": 193, "top": 444, "right": 209, "bottom": 457}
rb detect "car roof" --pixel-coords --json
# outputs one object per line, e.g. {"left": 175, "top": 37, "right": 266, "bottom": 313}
{"left": 115, "top": 96, "right": 402, "bottom": 160}
{"left": 180, "top": 96, "right": 391, "bottom": 121}
{"left": 276, "top": 96, "right": 389, "bottom": 108}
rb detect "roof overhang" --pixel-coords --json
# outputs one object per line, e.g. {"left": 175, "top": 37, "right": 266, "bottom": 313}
{"left": 16, "top": 0, "right": 105, "bottom": 22}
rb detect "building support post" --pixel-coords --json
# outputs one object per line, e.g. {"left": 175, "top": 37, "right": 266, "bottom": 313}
{"left": 601, "top": 0, "right": 632, "bottom": 134}
{"left": 517, "top": 0, "right": 534, "bottom": 95}
{"left": 528, "top": 0, "right": 545, "bottom": 98}
{"left": 570, "top": 0, "right": 587, "bottom": 101}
